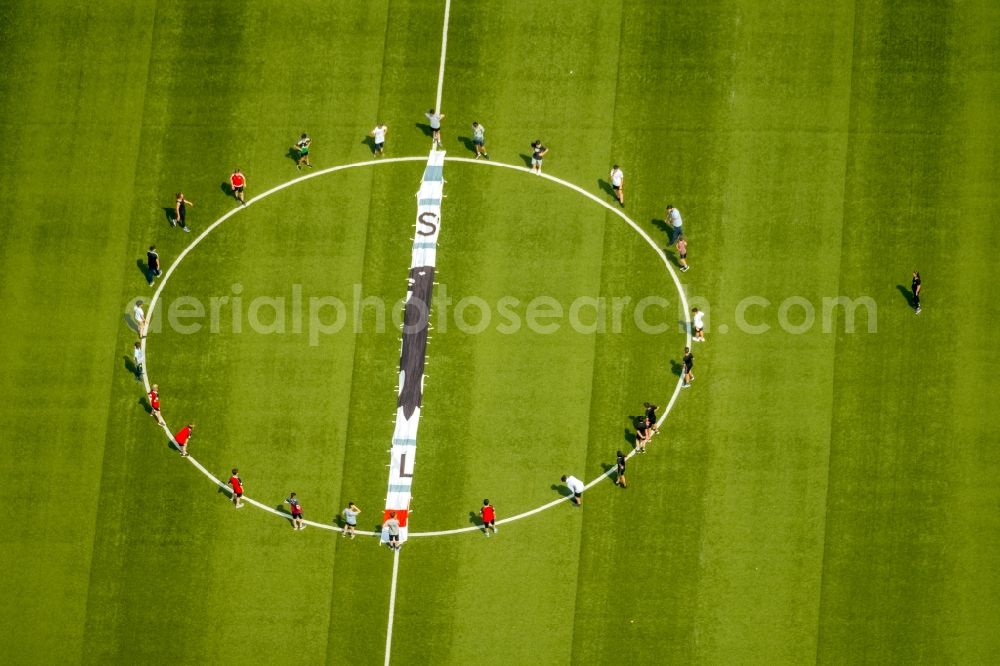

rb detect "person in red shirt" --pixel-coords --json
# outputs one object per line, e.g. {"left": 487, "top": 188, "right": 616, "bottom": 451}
{"left": 174, "top": 423, "right": 194, "bottom": 457}
{"left": 228, "top": 468, "right": 244, "bottom": 508}
{"left": 229, "top": 169, "right": 247, "bottom": 206}
{"left": 148, "top": 384, "right": 164, "bottom": 426}
{"left": 480, "top": 499, "right": 497, "bottom": 537}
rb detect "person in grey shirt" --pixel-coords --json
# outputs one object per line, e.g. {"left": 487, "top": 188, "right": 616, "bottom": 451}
{"left": 665, "top": 204, "right": 683, "bottom": 244}
{"left": 384, "top": 511, "right": 401, "bottom": 550}
{"left": 342, "top": 502, "right": 361, "bottom": 539}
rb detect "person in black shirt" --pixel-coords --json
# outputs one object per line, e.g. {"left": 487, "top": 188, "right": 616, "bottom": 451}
{"left": 635, "top": 418, "right": 650, "bottom": 453}
{"left": 146, "top": 245, "right": 160, "bottom": 286}
{"left": 530, "top": 140, "right": 548, "bottom": 175}
{"left": 615, "top": 450, "right": 627, "bottom": 488}
{"left": 682, "top": 347, "right": 694, "bottom": 387}
{"left": 911, "top": 271, "right": 922, "bottom": 314}
{"left": 644, "top": 402, "right": 659, "bottom": 432}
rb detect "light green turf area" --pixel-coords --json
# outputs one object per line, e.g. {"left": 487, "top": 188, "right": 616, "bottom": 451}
{"left": 1, "top": 1, "right": 998, "bottom": 665}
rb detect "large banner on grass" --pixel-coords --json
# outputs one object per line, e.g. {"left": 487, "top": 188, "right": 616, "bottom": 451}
{"left": 381, "top": 150, "right": 444, "bottom": 545}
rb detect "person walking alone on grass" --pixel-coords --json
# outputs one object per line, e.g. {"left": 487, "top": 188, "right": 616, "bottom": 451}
{"left": 133, "top": 300, "right": 146, "bottom": 337}
{"left": 174, "top": 423, "right": 193, "bottom": 457}
{"left": 561, "top": 474, "right": 584, "bottom": 506}
{"left": 682, "top": 347, "right": 694, "bottom": 388}
{"left": 230, "top": 169, "right": 247, "bottom": 205}
{"left": 132, "top": 342, "right": 144, "bottom": 381}
{"left": 692, "top": 307, "right": 706, "bottom": 342}
{"left": 425, "top": 109, "right": 445, "bottom": 149}
{"left": 912, "top": 271, "right": 922, "bottom": 314}
{"left": 610, "top": 165, "right": 625, "bottom": 207}
{"left": 615, "top": 450, "right": 628, "bottom": 488}
{"left": 384, "top": 511, "right": 401, "bottom": 550}
{"left": 148, "top": 384, "right": 164, "bottom": 425}
{"left": 471, "top": 121, "right": 489, "bottom": 159}
{"left": 480, "top": 499, "right": 498, "bottom": 537}
{"left": 665, "top": 205, "right": 683, "bottom": 245}
{"left": 531, "top": 140, "right": 548, "bottom": 175}
{"left": 295, "top": 133, "right": 313, "bottom": 169}
{"left": 146, "top": 245, "right": 161, "bottom": 285}
{"left": 676, "top": 235, "right": 689, "bottom": 272}
{"left": 371, "top": 123, "right": 388, "bottom": 156}
{"left": 174, "top": 193, "right": 193, "bottom": 233}
{"left": 286, "top": 492, "right": 305, "bottom": 530}
{"left": 342, "top": 502, "right": 361, "bottom": 539}
{"left": 228, "top": 468, "right": 244, "bottom": 508}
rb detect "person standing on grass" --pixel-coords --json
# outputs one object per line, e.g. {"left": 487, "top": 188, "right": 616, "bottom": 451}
{"left": 174, "top": 193, "right": 193, "bottom": 233}
{"left": 615, "top": 450, "right": 628, "bottom": 488}
{"left": 665, "top": 205, "right": 683, "bottom": 245}
{"left": 635, "top": 417, "right": 650, "bottom": 454}
{"left": 531, "top": 140, "right": 548, "bottom": 175}
{"left": 682, "top": 347, "right": 694, "bottom": 387}
{"left": 228, "top": 468, "right": 244, "bottom": 508}
{"left": 384, "top": 511, "right": 401, "bottom": 550}
{"left": 610, "top": 165, "right": 625, "bottom": 207}
{"left": 342, "top": 502, "right": 361, "bottom": 539}
{"left": 133, "top": 300, "right": 147, "bottom": 337}
{"left": 371, "top": 122, "right": 388, "bottom": 156}
{"left": 480, "top": 499, "right": 498, "bottom": 537}
{"left": 286, "top": 493, "right": 305, "bottom": 530}
{"left": 912, "top": 271, "right": 922, "bottom": 314}
{"left": 561, "top": 474, "right": 584, "bottom": 506}
{"left": 676, "top": 235, "right": 689, "bottom": 273}
{"left": 148, "top": 384, "right": 164, "bottom": 425}
{"left": 425, "top": 109, "right": 444, "bottom": 148}
{"left": 146, "top": 245, "right": 161, "bottom": 285}
{"left": 132, "top": 342, "right": 144, "bottom": 381}
{"left": 644, "top": 402, "right": 659, "bottom": 432}
{"left": 471, "top": 121, "right": 489, "bottom": 159}
{"left": 230, "top": 169, "right": 247, "bottom": 205}
{"left": 295, "top": 133, "right": 312, "bottom": 169}
{"left": 692, "top": 307, "right": 706, "bottom": 342}
{"left": 174, "top": 423, "right": 193, "bottom": 457}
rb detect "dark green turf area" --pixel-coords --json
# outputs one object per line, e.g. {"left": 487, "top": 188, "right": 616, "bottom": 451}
{"left": 1, "top": 1, "right": 998, "bottom": 664}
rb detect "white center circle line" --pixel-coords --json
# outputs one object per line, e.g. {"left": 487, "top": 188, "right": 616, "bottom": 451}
{"left": 140, "top": 154, "right": 691, "bottom": 538}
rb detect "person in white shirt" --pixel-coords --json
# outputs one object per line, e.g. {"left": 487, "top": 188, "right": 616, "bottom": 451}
{"left": 425, "top": 109, "right": 444, "bottom": 148}
{"left": 561, "top": 474, "right": 585, "bottom": 506}
{"left": 609, "top": 165, "right": 624, "bottom": 207}
{"left": 371, "top": 123, "right": 388, "bottom": 156}
{"left": 666, "top": 205, "right": 683, "bottom": 244}
{"left": 133, "top": 300, "right": 146, "bottom": 337}
{"left": 132, "top": 342, "right": 144, "bottom": 381}
{"left": 692, "top": 307, "right": 705, "bottom": 342}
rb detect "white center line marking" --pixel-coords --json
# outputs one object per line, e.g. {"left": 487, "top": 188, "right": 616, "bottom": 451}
{"left": 384, "top": 547, "right": 401, "bottom": 666}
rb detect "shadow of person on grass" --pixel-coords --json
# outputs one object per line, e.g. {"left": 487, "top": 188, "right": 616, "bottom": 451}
{"left": 415, "top": 122, "right": 434, "bottom": 138}
{"left": 286, "top": 146, "right": 300, "bottom": 165}
{"left": 220, "top": 182, "right": 232, "bottom": 197}
{"left": 597, "top": 179, "right": 615, "bottom": 200}
{"left": 457, "top": 136, "right": 476, "bottom": 155}
{"left": 275, "top": 504, "right": 294, "bottom": 527}
{"left": 136, "top": 259, "right": 152, "bottom": 285}
{"left": 162, "top": 207, "right": 176, "bottom": 226}
{"left": 669, "top": 359, "right": 683, "bottom": 377}
{"left": 896, "top": 284, "right": 914, "bottom": 308}
{"left": 361, "top": 135, "right": 377, "bottom": 154}
{"left": 123, "top": 355, "right": 141, "bottom": 382}
{"left": 518, "top": 154, "right": 532, "bottom": 168}
{"left": 652, "top": 218, "right": 674, "bottom": 244}
{"left": 600, "top": 462, "right": 614, "bottom": 475}
{"left": 468, "top": 511, "right": 482, "bottom": 528}
{"left": 552, "top": 483, "right": 571, "bottom": 498}
{"left": 139, "top": 396, "right": 152, "bottom": 415}
{"left": 623, "top": 427, "right": 636, "bottom": 446}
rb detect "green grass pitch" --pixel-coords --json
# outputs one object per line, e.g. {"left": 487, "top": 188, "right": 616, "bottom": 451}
{"left": 1, "top": 1, "right": 998, "bottom": 664}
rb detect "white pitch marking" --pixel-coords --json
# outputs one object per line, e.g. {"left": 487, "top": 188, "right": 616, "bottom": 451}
{"left": 140, "top": 155, "right": 689, "bottom": 540}
{"left": 384, "top": 547, "right": 401, "bottom": 666}
{"left": 435, "top": 0, "right": 452, "bottom": 113}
